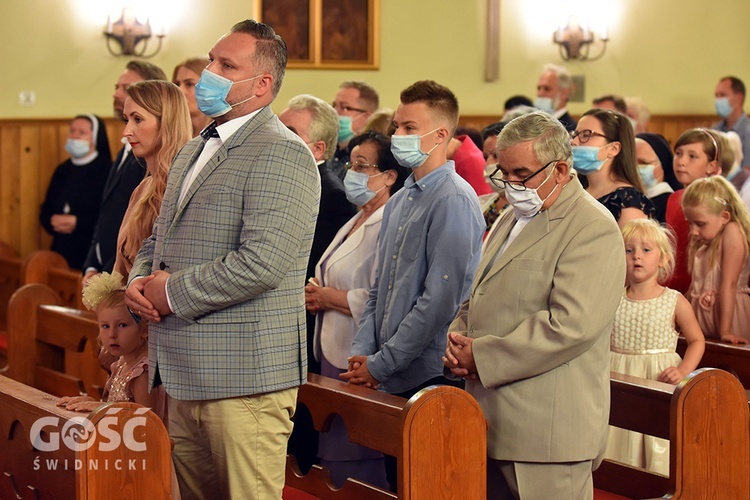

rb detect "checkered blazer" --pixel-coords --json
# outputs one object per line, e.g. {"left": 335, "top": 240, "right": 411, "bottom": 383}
{"left": 130, "top": 106, "right": 321, "bottom": 400}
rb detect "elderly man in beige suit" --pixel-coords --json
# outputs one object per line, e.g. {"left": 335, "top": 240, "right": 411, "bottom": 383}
{"left": 444, "top": 111, "right": 625, "bottom": 500}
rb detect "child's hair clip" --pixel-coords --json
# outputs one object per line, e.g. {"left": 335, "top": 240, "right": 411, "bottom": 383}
{"left": 128, "top": 307, "right": 142, "bottom": 324}
{"left": 714, "top": 196, "right": 727, "bottom": 205}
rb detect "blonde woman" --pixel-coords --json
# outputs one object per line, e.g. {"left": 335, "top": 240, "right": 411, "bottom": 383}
{"left": 114, "top": 80, "right": 192, "bottom": 279}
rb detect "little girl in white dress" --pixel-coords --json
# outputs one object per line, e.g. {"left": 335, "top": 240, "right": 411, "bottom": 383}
{"left": 606, "top": 219, "right": 705, "bottom": 475}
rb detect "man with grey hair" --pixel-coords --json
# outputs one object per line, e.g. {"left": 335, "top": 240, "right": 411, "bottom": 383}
{"left": 534, "top": 63, "right": 577, "bottom": 132}
{"left": 444, "top": 112, "right": 624, "bottom": 499}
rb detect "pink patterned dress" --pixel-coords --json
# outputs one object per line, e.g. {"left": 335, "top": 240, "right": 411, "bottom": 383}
{"left": 688, "top": 243, "right": 750, "bottom": 342}
{"left": 104, "top": 354, "right": 168, "bottom": 423}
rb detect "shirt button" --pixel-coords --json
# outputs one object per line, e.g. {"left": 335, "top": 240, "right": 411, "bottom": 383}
{"left": 398, "top": 226, "right": 403, "bottom": 231}
{"left": 443, "top": 274, "right": 449, "bottom": 279}
{"left": 408, "top": 196, "right": 413, "bottom": 201}
{"left": 392, "top": 255, "right": 397, "bottom": 260}
{"left": 388, "top": 284, "right": 393, "bottom": 290}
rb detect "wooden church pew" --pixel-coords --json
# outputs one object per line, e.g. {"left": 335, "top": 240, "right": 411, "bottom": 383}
{"left": 0, "top": 242, "right": 22, "bottom": 352}
{"left": 21, "top": 249, "right": 84, "bottom": 310}
{"left": 0, "top": 374, "right": 172, "bottom": 499}
{"left": 285, "top": 373, "right": 487, "bottom": 500}
{"left": 593, "top": 368, "right": 750, "bottom": 499}
{"left": 677, "top": 336, "right": 750, "bottom": 389}
{"left": 5, "top": 283, "right": 105, "bottom": 398}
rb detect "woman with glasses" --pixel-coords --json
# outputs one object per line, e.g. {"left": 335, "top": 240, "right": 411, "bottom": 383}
{"left": 304, "top": 131, "right": 408, "bottom": 488}
{"left": 570, "top": 108, "right": 656, "bottom": 228}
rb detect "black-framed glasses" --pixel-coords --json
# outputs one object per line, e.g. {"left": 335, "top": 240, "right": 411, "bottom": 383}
{"left": 489, "top": 160, "right": 559, "bottom": 191}
{"left": 332, "top": 103, "right": 367, "bottom": 114}
{"left": 345, "top": 161, "right": 380, "bottom": 174}
{"left": 570, "top": 129, "right": 611, "bottom": 144}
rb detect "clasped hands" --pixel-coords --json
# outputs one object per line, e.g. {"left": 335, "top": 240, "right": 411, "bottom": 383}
{"left": 340, "top": 355, "right": 379, "bottom": 389}
{"left": 304, "top": 278, "right": 323, "bottom": 314}
{"left": 124, "top": 270, "right": 172, "bottom": 323}
{"left": 50, "top": 214, "right": 77, "bottom": 234}
{"left": 442, "top": 331, "right": 479, "bottom": 380}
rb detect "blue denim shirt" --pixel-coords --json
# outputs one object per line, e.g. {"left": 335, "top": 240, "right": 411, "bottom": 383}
{"left": 352, "top": 161, "right": 484, "bottom": 394}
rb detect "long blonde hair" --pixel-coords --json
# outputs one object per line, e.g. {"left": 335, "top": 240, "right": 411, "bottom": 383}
{"left": 682, "top": 175, "right": 750, "bottom": 272}
{"left": 121, "top": 81, "right": 191, "bottom": 262}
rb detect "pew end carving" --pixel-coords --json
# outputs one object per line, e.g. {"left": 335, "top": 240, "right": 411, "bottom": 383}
{"left": 286, "top": 374, "right": 487, "bottom": 499}
{"left": 595, "top": 368, "right": 750, "bottom": 499}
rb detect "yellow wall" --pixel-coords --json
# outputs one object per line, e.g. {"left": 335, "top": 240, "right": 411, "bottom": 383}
{"left": 2, "top": 0, "right": 749, "bottom": 120}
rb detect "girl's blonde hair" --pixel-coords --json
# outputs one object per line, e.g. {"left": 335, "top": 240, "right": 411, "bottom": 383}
{"left": 82, "top": 272, "right": 126, "bottom": 311}
{"left": 621, "top": 219, "right": 676, "bottom": 284}
{"left": 682, "top": 175, "right": 750, "bottom": 271}
{"left": 120, "top": 81, "right": 191, "bottom": 264}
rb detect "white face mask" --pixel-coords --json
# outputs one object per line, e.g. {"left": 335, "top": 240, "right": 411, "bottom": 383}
{"left": 504, "top": 165, "right": 558, "bottom": 218}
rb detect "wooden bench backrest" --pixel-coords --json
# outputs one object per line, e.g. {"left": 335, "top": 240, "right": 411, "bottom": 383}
{"left": 6, "top": 283, "right": 105, "bottom": 398}
{"left": 286, "top": 374, "right": 486, "bottom": 500}
{"left": 0, "top": 374, "right": 171, "bottom": 499}
{"left": 677, "top": 336, "right": 750, "bottom": 389}
{"left": 22, "top": 250, "right": 84, "bottom": 309}
{"left": 595, "top": 368, "right": 750, "bottom": 499}
{"left": 0, "top": 242, "right": 21, "bottom": 331}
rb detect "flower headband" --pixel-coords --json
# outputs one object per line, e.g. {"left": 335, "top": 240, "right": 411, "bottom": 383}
{"left": 81, "top": 272, "right": 125, "bottom": 311}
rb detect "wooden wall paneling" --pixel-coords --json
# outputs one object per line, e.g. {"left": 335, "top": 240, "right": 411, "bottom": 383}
{"left": 19, "top": 126, "right": 41, "bottom": 256}
{"left": 0, "top": 127, "right": 21, "bottom": 248}
{"left": 38, "top": 125, "right": 61, "bottom": 251}
{"left": 106, "top": 119, "right": 125, "bottom": 163}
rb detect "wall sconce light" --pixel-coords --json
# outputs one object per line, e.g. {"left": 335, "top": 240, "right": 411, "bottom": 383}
{"left": 553, "top": 16, "right": 608, "bottom": 61}
{"left": 104, "top": 7, "right": 165, "bottom": 58}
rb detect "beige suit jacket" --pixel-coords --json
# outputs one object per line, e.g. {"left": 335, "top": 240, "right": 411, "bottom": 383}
{"left": 451, "top": 179, "right": 625, "bottom": 463}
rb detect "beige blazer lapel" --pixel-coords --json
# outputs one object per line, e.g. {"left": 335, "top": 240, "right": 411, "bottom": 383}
{"left": 481, "top": 211, "right": 551, "bottom": 283}
{"left": 476, "top": 179, "right": 583, "bottom": 286}
{"left": 473, "top": 211, "right": 515, "bottom": 291}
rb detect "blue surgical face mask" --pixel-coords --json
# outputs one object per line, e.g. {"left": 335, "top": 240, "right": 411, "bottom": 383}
{"left": 195, "top": 69, "right": 261, "bottom": 117}
{"left": 533, "top": 96, "right": 556, "bottom": 114}
{"left": 390, "top": 129, "right": 440, "bottom": 169}
{"left": 572, "top": 146, "right": 607, "bottom": 175}
{"left": 638, "top": 163, "right": 658, "bottom": 190}
{"left": 715, "top": 97, "right": 733, "bottom": 118}
{"left": 65, "top": 138, "right": 90, "bottom": 159}
{"left": 338, "top": 115, "right": 356, "bottom": 143}
{"left": 344, "top": 169, "right": 384, "bottom": 206}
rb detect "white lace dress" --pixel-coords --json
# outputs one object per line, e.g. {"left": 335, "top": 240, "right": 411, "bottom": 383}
{"left": 605, "top": 287, "right": 682, "bottom": 476}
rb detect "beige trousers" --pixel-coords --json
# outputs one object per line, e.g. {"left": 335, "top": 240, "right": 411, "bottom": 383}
{"left": 487, "top": 459, "right": 594, "bottom": 500}
{"left": 169, "top": 388, "right": 298, "bottom": 500}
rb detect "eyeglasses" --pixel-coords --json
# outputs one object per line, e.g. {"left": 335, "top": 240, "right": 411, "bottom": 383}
{"left": 489, "top": 160, "right": 559, "bottom": 191}
{"left": 570, "top": 129, "right": 611, "bottom": 144}
{"left": 332, "top": 103, "right": 367, "bottom": 114}
{"left": 345, "top": 161, "right": 380, "bottom": 174}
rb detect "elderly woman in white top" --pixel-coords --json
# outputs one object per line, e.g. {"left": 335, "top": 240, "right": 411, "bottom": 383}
{"left": 304, "top": 131, "right": 408, "bottom": 488}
